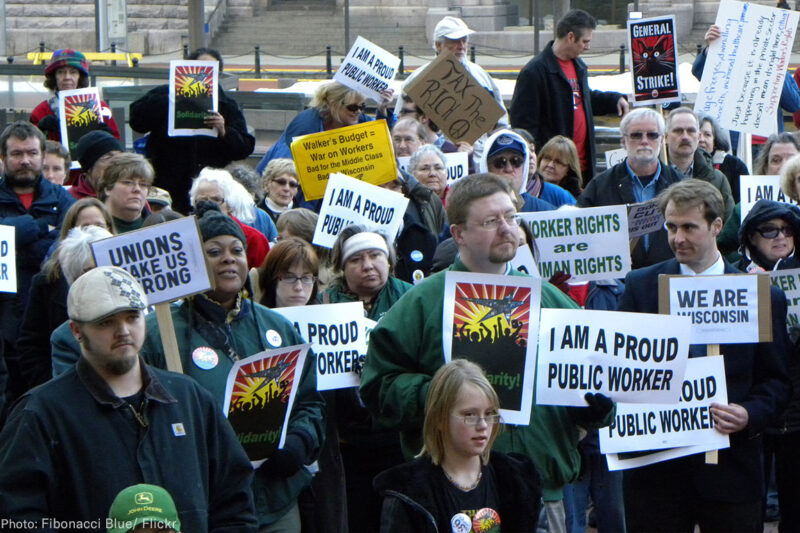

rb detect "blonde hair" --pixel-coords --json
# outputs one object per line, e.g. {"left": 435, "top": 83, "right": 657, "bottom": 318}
{"left": 261, "top": 158, "right": 298, "bottom": 191}
{"left": 420, "top": 359, "right": 501, "bottom": 466}
{"left": 311, "top": 81, "right": 364, "bottom": 125}
{"left": 781, "top": 153, "right": 800, "bottom": 202}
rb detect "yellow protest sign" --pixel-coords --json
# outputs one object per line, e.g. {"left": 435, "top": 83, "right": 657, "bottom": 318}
{"left": 290, "top": 120, "right": 397, "bottom": 200}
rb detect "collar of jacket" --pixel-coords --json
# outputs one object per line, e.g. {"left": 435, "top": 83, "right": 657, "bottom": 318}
{"left": 76, "top": 355, "right": 176, "bottom": 408}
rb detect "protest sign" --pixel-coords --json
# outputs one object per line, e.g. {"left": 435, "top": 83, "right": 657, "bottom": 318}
{"left": 510, "top": 243, "right": 540, "bottom": 278}
{"left": 535, "top": 308, "right": 690, "bottom": 407}
{"left": 599, "top": 357, "right": 729, "bottom": 454}
{"left": 334, "top": 36, "right": 400, "bottom": 103}
{"left": 91, "top": 216, "right": 212, "bottom": 305}
{"left": 168, "top": 59, "right": 219, "bottom": 137}
{"left": 0, "top": 225, "right": 16, "bottom": 293}
{"left": 519, "top": 205, "right": 631, "bottom": 282}
{"left": 291, "top": 120, "right": 397, "bottom": 200}
{"left": 770, "top": 267, "right": 800, "bottom": 329}
{"left": 628, "top": 16, "right": 680, "bottom": 106}
{"left": 313, "top": 173, "right": 409, "bottom": 248}
{"left": 694, "top": 0, "right": 799, "bottom": 136}
{"left": 443, "top": 271, "right": 541, "bottom": 425}
{"left": 739, "top": 175, "right": 797, "bottom": 221}
{"left": 605, "top": 148, "right": 627, "bottom": 168}
{"left": 58, "top": 87, "right": 104, "bottom": 169}
{"left": 659, "top": 273, "right": 772, "bottom": 344}
{"left": 223, "top": 344, "right": 310, "bottom": 466}
{"left": 627, "top": 198, "right": 665, "bottom": 238}
{"left": 606, "top": 440, "right": 721, "bottom": 471}
{"left": 444, "top": 151, "right": 469, "bottom": 185}
{"left": 396, "top": 156, "right": 409, "bottom": 172}
{"left": 273, "top": 302, "right": 367, "bottom": 390}
{"left": 404, "top": 51, "right": 505, "bottom": 145}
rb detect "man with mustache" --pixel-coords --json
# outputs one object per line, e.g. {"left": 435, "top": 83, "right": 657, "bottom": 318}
{"left": 578, "top": 107, "right": 682, "bottom": 268}
{"left": 665, "top": 107, "right": 734, "bottom": 221}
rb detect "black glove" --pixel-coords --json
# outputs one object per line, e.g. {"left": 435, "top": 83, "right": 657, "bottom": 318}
{"left": 548, "top": 271, "right": 572, "bottom": 296}
{"left": 37, "top": 114, "right": 58, "bottom": 133}
{"left": 95, "top": 122, "right": 113, "bottom": 135}
{"left": 571, "top": 392, "right": 614, "bottom": 427}
{"left": 258, "top": 433, "right": 308, "bottom": 477}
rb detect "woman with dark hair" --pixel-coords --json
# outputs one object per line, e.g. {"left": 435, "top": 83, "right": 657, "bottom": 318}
{"left": 697, "top": 114, "right": 749, "bottom": 203}
{"left": 256, "top": 237, "right": 320, "bottom": 308}
{"left": 30, "top": 49, "right": 120, "bottom": 143}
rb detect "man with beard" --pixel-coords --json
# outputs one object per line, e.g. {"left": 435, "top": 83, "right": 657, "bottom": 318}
{"left": 578, "top": 107, "right": 683, "bottom": 268}
{"left": 0, "top": 266, "right": 258, "bottom": 532}
{"left": 0, "top": 121, "right": 74, "bottom": 401}
{"left": 361, "top": 173, "right": 614, "bottom": 532}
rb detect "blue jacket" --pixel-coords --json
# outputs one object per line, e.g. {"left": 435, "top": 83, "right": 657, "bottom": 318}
{"left": 539, "top": 182, "right": 577, "bottom": 208}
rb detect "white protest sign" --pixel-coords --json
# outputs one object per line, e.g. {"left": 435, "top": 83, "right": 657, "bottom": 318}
{"left": 627, "top": 198, "right": 665, "bottom": 238}
{"left": 599, "top": 357, "right": 729, "bottom": 454}
{"left": 605, "top": 148, "right": 627, "bottom": 168}
{"left": 334, "top": 36, "right": 400, "bottom": 103}
{"left": 663, "top": 274, "right": 770, "bottom": 344}
{"left": 91, "top": 216, "right": 212, "bottom": 305}
{"left": 444, "top": 151, "right": 469, "bottom": 185}
{"left": 770, "top": 268, "right": 800, "bottom": 330}
{"left": 313, "top": 173, "right": 409, "bottom": 248}
{"left": 606, "top": 441, "right": 720, "bottom": 471}
{"left": 396, "top": 156, "right": 410, "bottom": 172}
{"left": 272, "top": 302, "right": 367, "bottom": 390}
{"left": 739, "top": 175, "right": 797, "bottom": 221}
{"left": 694, "top": 0, "right": 799, "bottom": 136}
{"left": 510, "top": 244, "right": 540, "bottom": 278}
{"left": 168, "top": 59, "right": 219, "bottom": 137}
{"left": 519, "top": 205, "right": 631, "bottom": 282}
{"left": 443, "top": 271, "right": 541, "bottom": 425}
{"left": 0, "top": 225, "right": 16, "bottom": 293}
{"left": 535, "top": 308, "right": 690, "bottom": 407}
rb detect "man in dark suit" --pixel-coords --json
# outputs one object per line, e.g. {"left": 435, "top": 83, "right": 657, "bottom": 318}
{"left": 619, "top": 179, "right": 790, "bottom": 533}
{"left": 578, "top": 107, "right": 684, "bottom": 269}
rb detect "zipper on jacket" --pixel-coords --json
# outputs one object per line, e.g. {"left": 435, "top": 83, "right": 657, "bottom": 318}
{"left": 128, "top": 401, "right": 149, "bottom": 428}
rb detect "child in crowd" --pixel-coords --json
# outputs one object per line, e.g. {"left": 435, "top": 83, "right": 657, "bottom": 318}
{"left": 43, "top": 140, "right": 71, "bottom": 186}
{"left": 374, "top": 359, "right": 541, "bottom": 532}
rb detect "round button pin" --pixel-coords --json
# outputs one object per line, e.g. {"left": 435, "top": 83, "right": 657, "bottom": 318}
{"left": 450, "top": 513, "right": 471, "bottom": 533}
{"left": 192, "top": 346, "right": 218, "bottom": 370}
{"left": 266, "top": 329, "right": 282, "bottom": 347}
{"left": 472, "top": 508, "right": 500, "bottom": 533}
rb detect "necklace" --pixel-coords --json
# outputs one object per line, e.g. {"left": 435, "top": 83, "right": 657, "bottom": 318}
{"left": 443, "top": 467, "right": 482, "bottom": 492}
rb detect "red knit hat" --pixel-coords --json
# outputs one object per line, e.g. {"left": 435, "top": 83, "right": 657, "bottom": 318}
{"left": 45, "top": 49, "right": 89, "bottom": 77}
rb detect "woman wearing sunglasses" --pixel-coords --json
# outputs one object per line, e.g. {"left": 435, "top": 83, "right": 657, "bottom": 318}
{"left": 737, "top": 199, "right": 800, "bottom": 272}
{"left": 260, "top": 158, "right": 301, "bottom": 225}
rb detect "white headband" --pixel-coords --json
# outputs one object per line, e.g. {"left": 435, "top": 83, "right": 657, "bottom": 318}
{"left": 341, "top": 232, "right": 389, "bottom": 265}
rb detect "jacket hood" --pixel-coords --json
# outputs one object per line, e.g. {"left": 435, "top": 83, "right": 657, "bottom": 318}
{"left": 478, "top": 129, "right": 530, "bottom": 194}
{"left": 738, "top": 199, "right": 800, "bottom": 265}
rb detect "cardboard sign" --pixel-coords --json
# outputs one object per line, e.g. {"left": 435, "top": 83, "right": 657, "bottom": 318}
{"left": 444, "top": 151, "right": 470, "bottom": 185}
{"left": 58, "top": 87, "right": 104, "bottom": 169}
{"left": 519, "top": 205, "right": 631, "bottom": 282}
{"left": 694, "top": 0, "right": 799, "bottom": 136}
{"left": 510, "top": 244, "right": 540, "bottom": 278}
{"left": 769, "top": 268, "right": 800, "bottom": 330}
{"left": 627, "top": 198, "right": 665, "bottom": 238}
{"left": 443, "top": 271, "right": 541, "bottom": 425}
{"left": 739, "top": 175, "right": 797, "bottom": 221}
{"left": 659, "top": 273, "right": 772, "bottom": 344}
{"left": 628, "top": 16, "right": 680, "bottom": 106}
{"left": 168, "top": 59, "right": 219, "bottom": 137}
{"left": 273, "top": 302, "right": 367, "bottom": 390}
{"left": 605, "top": 148, "right": 627, "bottom": 168}
{"left": 223, "top": 344, "right": 310, "bottom": 466}
{"left": 291, "top": 120, "right": 397, "bottom": 200}
{"left": 312, "top": 173, "right": 409, "bottom": 248}
{"left": 599, "top": 357, "right": 729, "bottom": 454}
{"left": 535, "top": 309, "right": 690, "bottom": 407}
{"left": 404, "top": 51, "right": 505, "bottom": 145}
{"left": 0, "top": 225, "right": 16, "bottom": 293}
{"left": 334, "top": 36, "right": 400, "bottom": 103}
{"left": 91, "top": 216, "right": 212, "bottom": 305}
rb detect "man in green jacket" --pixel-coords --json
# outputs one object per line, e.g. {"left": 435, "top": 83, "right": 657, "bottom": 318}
{"left": 360, "top": 173, "right": 614, "bottom": 532}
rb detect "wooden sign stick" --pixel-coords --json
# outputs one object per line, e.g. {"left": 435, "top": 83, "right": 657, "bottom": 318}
{"left": 155, "top": 303, "right": 183, "bottom": 373}
{"left": 705, "top": 343, "right": 721, "bottom": 464}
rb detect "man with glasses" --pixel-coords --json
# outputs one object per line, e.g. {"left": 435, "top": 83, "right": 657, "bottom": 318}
{"left": 579, "top": 107, "right": 683, "bottom": 268}
{"left": 361, "top": 173, "right": 614, "bottom": 533}
{"left": 618, "top": 179, "right": 789, "bottom": 533}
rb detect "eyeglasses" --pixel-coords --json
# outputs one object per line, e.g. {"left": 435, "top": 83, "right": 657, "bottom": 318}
{"left": 755, "top": 225, "right": 794, "bottom": 239}
{"left": 273, "top": 178, "right": 299, "bottom": 189}
{"left": 541, "top": 155, "right": 569, "bottom": 168}
{"left": 278, "top": 274, "right": 316, "bottom": 286}
{"left": 490, "top": 156, "right": 524, "bottom": 170}
{"left": 471, "top": 213, "right": 520, "bottom": 231}
{"left": 399, "top": 106, "right": 421, "bottom": 116}
{"left": 345, "top": 103, "right": 367, "bottom": 113}
{"left": 196, "top": 195, "right": 225, "bottom": 204}
{"left": 625, "top": 131, "right": 662, "bottom": 141}
{"left": 453, "top": 414, "right": 501, "bottom": 426}
{"left": 117, "top": 179, "right": 149, "bottom": 190}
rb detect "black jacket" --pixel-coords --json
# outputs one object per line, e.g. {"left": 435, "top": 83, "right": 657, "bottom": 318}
{"left": 373, "top": 452, "right": 541, "bottom": 533}
{"left": 510, "top": 41, "right": 623, "bottom": 181}
{"left": 577, "top": 160, "right": 683, "bottom": 268}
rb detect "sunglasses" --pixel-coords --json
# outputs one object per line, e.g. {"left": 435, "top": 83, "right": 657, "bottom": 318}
{"left": 626, "top": 131, "right": 662, "bottom": 140}
{"left": 755, "top": 225, "right": 794, "bottom": 239}
{"left": 273, "top": 178, "right": 299, "bottom": 188}
{"left": 345, "top": 103, "right": 367, "bottom": 113}
{"left": 490, "top": 156, "right": 524, "bottom": 170}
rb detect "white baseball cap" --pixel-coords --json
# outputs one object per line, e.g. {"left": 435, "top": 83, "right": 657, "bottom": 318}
{"left": 434, "top": 16, "right": 475, "bottom": 41}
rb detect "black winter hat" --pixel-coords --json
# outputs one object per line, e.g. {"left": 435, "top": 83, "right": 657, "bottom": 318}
{"left": 75, "top": 130, "right": 122, "bottom": 171}
{"left": 195, "top": 201, "right": 247, "bottom": 247}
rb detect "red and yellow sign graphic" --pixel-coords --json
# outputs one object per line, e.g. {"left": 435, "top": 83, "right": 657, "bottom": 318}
{"left": 174, "top": 65, "right": 214, "bottom": 98}
{"left": 63, "top": 94, "right": 101, "bottom": 128}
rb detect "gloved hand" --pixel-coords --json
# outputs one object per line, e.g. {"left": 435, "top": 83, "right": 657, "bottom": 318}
{"left": 258, "top": 433, "right": 307, "bottom": 477}
{"left": 37, "top": 114, "right": 59, "bottom": 133}
{"left": 570, "top": 392, "right": 615, "bottom": 427}
{"left": 548, "top": 271, "right": 572, "bottom": 295}
{"left": 95, "top": 122, "right": 113, "bottom": 135}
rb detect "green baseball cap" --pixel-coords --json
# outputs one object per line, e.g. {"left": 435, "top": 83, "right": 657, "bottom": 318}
{"left": 107, "top": 484, "right": 181, "bottom": 533}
